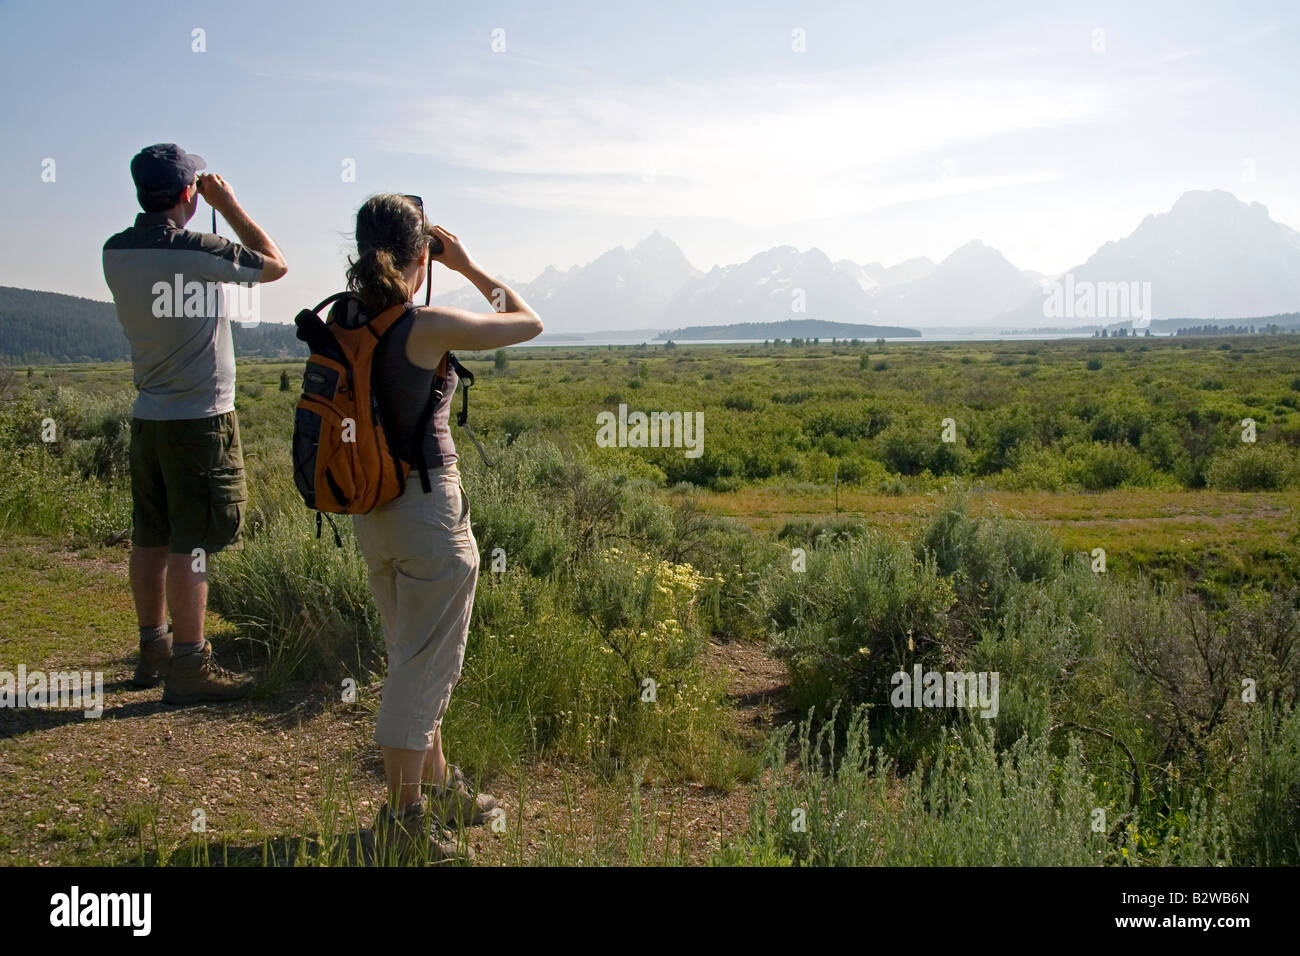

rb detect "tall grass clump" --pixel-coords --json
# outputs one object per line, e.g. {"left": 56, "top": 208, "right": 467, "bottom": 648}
{"left": 1225, "top": 703, "right": 1300, "bottom": 864}
{"left": 207, "top": 509, "right": 380, "bottom": 687}
{"left": 725, "top": 706, "right": 1110, "bottom": 866}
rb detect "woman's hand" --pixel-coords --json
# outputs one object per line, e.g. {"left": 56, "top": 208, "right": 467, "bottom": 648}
{"left": 430, "top": 225, "right": 474, "bottom": 274}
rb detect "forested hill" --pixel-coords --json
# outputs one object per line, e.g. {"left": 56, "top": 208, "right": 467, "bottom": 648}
{"left": 0, "top": 286, "right": 305, "bottom": 364}
{"left": 0, "top": 287, "right": 127, "bottom": 363}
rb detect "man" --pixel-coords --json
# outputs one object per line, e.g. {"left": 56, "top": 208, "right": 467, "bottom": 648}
{"left": 102, "top": 144, "right": 287, "bottom": 704}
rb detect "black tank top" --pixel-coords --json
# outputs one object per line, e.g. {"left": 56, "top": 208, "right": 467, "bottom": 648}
{"left": 330, "top": 298, "right": 458, "bottom": 472}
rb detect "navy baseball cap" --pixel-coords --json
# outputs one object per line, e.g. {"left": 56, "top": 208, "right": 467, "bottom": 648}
{"left": 130, "top": 143, "right": 206, "bottom": 191}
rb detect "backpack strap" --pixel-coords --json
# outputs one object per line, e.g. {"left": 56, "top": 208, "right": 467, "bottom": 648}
{"left": 409, "top": 352, "right": 448, "bottom": 493}
{"left": 445, "top": 353, "right": 494, "bottom": 467}
{"left": 447, "top": 353, "right": 473, "bottom": 426}
{"left": 316, "top": 511, "right": 343, "bottom": 548}
{"left": 294, "top": 291, "right": 354, "bottom": 361}
{"left": 362, "top": 303, "right": 411, "bottom": 339}
{"left": 314, "top": 291, "right": 354, "bottom": 314}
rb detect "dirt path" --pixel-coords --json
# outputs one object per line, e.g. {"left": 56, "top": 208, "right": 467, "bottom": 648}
{"left": 0, "top": 544, "right": 792, "bottom": 866}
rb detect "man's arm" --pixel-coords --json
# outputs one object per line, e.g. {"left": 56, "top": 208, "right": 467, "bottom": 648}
{"left": 196, "top": 174, "right": 288, "bottom": 281}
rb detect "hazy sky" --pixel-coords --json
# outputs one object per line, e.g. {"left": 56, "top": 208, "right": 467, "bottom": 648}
{"left": 2, "top": 0, "right": 1298, "bottom": 324}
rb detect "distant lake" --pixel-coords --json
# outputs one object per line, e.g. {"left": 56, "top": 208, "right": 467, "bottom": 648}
{"left": 516, "top": 331, "right": 1164, "bottom": 348}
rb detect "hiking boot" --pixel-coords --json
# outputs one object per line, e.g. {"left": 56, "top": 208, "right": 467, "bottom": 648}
{"left": 131, "top": 626, "right": 173, "bottom": 689}
{"left": 371, "top": 802, "right": 471, "bottom": 865}
{"left": 426, "top": 764, "right": 498, "bottom": 827}
{"left": 162, "top": 643, "right": 253, "bottom": 705}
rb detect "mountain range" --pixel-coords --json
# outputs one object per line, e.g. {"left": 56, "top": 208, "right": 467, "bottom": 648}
{"left": 1001, "top": 190, "right": 1300, "bottom": 324}
{"left": 4, "top": 190, "right": 1298, "bottom": 364}
{"left": 433, "top": 189, "right": 1300, "bottom": 334}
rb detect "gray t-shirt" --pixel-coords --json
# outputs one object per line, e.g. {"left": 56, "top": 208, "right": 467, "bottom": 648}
{"left": 103, "top": 212, "right": 265, "bottom": 420}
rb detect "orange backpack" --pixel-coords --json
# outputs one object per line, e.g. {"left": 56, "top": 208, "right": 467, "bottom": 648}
{"left": 290, "top": 292, "right": 459, "bottom": 542}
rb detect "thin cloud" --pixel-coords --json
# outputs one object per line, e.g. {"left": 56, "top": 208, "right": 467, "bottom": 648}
{"left": 488, "top": 45, "right": 600, "bottom": 81}
{"left": 248, "top": 67, "right": 424, "bottom": 90}
{"left": 381, "top": 72, "right": 1105, "bottom": 224}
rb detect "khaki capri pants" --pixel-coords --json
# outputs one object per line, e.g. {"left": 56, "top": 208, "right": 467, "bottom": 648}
{"left": 352, "top": 466, "right": 479, "bottom": 751}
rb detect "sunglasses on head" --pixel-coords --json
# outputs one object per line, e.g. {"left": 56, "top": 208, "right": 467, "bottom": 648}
{"left": 403, "top": 194, "right": 443, "bottom": 306}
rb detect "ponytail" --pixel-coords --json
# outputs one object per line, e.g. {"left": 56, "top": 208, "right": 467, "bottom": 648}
{"left": 345, "top": 194, "right": 428, "bottom": 315}
{"left": 346, "top": 246, "right": 410, "bottom": 316}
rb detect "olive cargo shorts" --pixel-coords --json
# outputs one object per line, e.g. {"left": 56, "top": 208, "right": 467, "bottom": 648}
{"left": 352, "top": 467, "right": 480, "bottom": 751}
{"left": 129, "top": 412, "right": 247, "bottom": 555}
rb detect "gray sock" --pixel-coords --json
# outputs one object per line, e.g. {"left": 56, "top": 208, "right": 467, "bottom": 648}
{"left": 172, "top": 638, "right": 206, "bottom": 657}
{"left": 139, "top": 624, "right": 168, "bottom": 645}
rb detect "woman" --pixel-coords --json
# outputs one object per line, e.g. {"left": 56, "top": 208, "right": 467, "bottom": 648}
{"left": 338, "top": 194, "right": 542, "bottom": 863}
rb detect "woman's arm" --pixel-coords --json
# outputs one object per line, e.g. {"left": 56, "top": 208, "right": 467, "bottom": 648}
{"left": 406, "top": 226, "right": 542, "bottom": 368}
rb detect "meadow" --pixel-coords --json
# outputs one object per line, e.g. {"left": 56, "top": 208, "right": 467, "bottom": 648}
{"left": 0, "top": 333, "right": 1297, "bottom": 866}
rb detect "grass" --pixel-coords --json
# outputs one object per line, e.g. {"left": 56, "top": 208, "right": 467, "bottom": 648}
{"left": 723, "top": 707, "right": 1116, "bottom": 866}
{"left": 2, "top": 335, "right": 1299, "bottom": 867}
{"left": 0, "top": 543, "right": 137, "bottom": 664}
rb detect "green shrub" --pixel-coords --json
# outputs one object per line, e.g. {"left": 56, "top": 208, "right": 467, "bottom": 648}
{"left": 0, "top": 445, "right": 130, "bottom": 541}
{"left": 1104, "top": 585, "right": 1300, "bottom": 769}
{"left": 970, "top": 559, "right": 1112, "bottom": 748}
{"left": 881, "top": 422, "right": 952, "bottom": 476}
{"left": 765, "top": 528, "right": 954, "bottom": 726}
{"left": 1067, "top": 442, "right": 1157, "bottom": 490}
{"left": 1206, "top": 442, "right": 1300, "bottom": 490}
{"left": 913, "top": 495, "right": 1063, "bottom": 619}
{"left": 0, "top": 388, "right": 133, "bottom": 540}
{"left": 466, "top": 474, "right": 568, "bottom": 577}
{"left": 993, "top": 441, "right": 1069, "bottom": 492}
